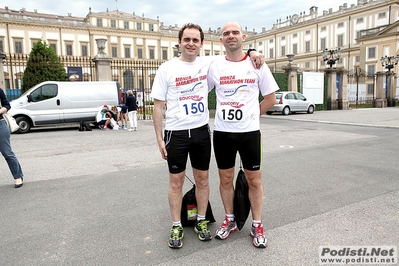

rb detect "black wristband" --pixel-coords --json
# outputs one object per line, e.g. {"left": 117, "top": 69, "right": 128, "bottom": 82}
{"left": 247, "top": 48, "right": 256, "bottom": 55}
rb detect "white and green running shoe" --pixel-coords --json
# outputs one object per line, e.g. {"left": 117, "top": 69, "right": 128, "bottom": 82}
{"left": 194, "top": 220, "right": 212, "bottom": 241}
{"left": 168, "top": 225, "right": 184, "bottom": 249}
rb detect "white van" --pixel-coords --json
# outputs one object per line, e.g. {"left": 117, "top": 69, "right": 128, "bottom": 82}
{"left": 9, "top": 81, "right": 121, "bottom": 133}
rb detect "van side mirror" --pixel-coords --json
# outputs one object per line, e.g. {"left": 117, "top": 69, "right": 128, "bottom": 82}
{"left": 27, "top": 95, "right": 33, "bottom": 102}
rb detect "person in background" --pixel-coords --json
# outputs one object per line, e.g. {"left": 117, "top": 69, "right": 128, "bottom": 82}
{"left": 110, "top": 105, "right": 118, "bottom": 117}
{"left": 207, "top": 21, "right": 279, "bottom": 248}
{"left": 96, "top": 104, "right": 113, "bottom": 130}
{"left": 119, "top": 88, "right": 124, "bottom": 103}
{"left": 125, "top": 90, "right": 138, "bottom": 131}
{"left": 0, "top": 88, "right": 24, "bottom": 188}
{"left": 118, "top": 104, "right": 128, "bottom": 130}
{"left": 110, "top": 105, "right": 120, "bottom": 130}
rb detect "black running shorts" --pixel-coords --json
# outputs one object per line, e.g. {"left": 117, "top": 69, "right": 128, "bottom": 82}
{"left": 120, "top": 106, "right": 128, "bottom": 113}
{"left": 213, "top": 130, "right": 262, "bottom": 171}
{"left": 164, "top": 124, "right": 211, "bottom": 174}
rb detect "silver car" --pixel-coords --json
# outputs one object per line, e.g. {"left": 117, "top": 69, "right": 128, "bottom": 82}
{"left": 267, "top": 91, "right": 315, "bottom": 115}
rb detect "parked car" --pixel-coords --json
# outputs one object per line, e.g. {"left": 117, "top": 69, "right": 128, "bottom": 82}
{"left": 267, "top": 91, "right": 315, "bottom": 115}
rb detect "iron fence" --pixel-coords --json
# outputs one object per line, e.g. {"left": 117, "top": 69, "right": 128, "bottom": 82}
{"left": 110, "top": 59, "right": 163, "bottom": 120}
{"left": 348, "top": 96, "right": 375, "bottom": 108}
{"left": 3, "top": 54, "right": 164, "bottom": 119}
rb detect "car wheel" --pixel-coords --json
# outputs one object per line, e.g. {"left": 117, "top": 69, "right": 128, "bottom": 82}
{"left": 307, "top": 105, "right": 315, "bottom": 114}
{"left": 282, "top": 106, "right": 290, "bottom": 115}
{"left": 266, "top": 111, "right": 273, "bottom": 115}
{"left": 15, "top": 116, "right": 31, "bottom": 133}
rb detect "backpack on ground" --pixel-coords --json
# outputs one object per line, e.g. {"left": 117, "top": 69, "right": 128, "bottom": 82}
{"left": 79, "top": 121, "right": 92, "bottom": 131}
{"left": 83, "top": 121, "right": 92, "bottom": 131}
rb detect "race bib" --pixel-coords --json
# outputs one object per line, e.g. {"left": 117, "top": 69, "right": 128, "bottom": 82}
{"left": 219, "top": 102, "right": 245, "bottom": 122}
{"left": 178, "top": 96, "right": 205, "bottom": 117}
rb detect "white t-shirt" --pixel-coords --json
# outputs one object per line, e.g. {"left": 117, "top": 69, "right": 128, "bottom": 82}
{"left": 151, "top": 57, "right": 216, "bottom": 131}
{"left": 96, "top": 108, "right": 108, "bottom": 122}
{"left": 207, "top": 56, "right": 279, "bottom": 132}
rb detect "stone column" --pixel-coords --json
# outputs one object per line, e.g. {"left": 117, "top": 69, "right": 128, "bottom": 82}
{"left": 92, "top": 38, "right": 112, "bottom": 81}
{"left": 0, "top": 53, "right": 6, "bottom": 92}
{"left": 92, "top": 56, "right": 112, "bottom": 81}
{"left": 337, "top": 69, "right": 349, "bottom": 110}
{"left": 386, "top": 71, "right": 396, "bottom": 107}
{"left": 375, "top": 71, "right": 387, "bottom": 108}
{"left": 324, "top": 68, "right": 341, "bottom": 110}
{"left": 282, "top": 54, "right": 298, "bottom": 92}
{"left": 282, "top": 63, "right": 299, "bottom": 92}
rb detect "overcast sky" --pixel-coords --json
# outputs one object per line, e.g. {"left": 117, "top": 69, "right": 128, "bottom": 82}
{"left": 11, "top": 0, "right": 357, "bottom": 32}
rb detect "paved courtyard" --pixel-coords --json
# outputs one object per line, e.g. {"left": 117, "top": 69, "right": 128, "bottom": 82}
{"left": 1, "top": 108, "right": 398, "bottom": 265}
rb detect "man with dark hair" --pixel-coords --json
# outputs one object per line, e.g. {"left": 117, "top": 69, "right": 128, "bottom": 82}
{"left": 151, "top": 23, "right": 264, "bottom": 249}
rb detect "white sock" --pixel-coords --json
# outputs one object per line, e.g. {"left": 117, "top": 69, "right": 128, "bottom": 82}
{"left": 226, "top": 214, "right": 235, "bottom": 221}
{"left": 252, "top": 220, "right": 262, "bottom": 227}
{"left": 172, "top": 221, "right": 182, "bottom": 227}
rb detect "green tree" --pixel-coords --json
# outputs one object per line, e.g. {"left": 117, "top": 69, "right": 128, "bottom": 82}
{"left": 21, "top": 40, "right": 68, "bottom": 93}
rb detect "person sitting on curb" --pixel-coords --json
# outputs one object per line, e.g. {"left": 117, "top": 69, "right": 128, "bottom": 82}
{"left": 96, "top": 104, "right": 113, "bottom": 130}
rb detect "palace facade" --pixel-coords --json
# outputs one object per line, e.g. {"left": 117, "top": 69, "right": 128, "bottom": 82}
{"left": 0, "top": 0, "right": 398, "bottom": 99}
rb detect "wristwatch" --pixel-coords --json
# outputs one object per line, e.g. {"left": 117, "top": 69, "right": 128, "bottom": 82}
{"left": 247, "top": 48, "right": 256, "bottom": 55}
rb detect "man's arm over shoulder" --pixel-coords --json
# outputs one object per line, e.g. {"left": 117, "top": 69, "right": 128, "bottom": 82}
{"left": 248, "top": 50, "right": 264, "bottom": 69}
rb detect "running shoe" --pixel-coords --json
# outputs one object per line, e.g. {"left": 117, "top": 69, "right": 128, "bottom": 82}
{"left": 168, "top": 225, "right": 184, "bottom": 249}
{"left": 215, "top": 217, "right": 238, "bottom": 240}
{"left": 250, "top": 223, "right": 267, "bottom": 248}
{"left": 194, "top": 220, "right": 212, "bottom": 241}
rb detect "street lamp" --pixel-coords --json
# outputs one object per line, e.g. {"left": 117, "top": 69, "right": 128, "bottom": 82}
{"left": 322, "top": 48, "right": 341, "bottom": 68}
{"left": 380, "top": 55, "right": 399, "bottom": 72}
